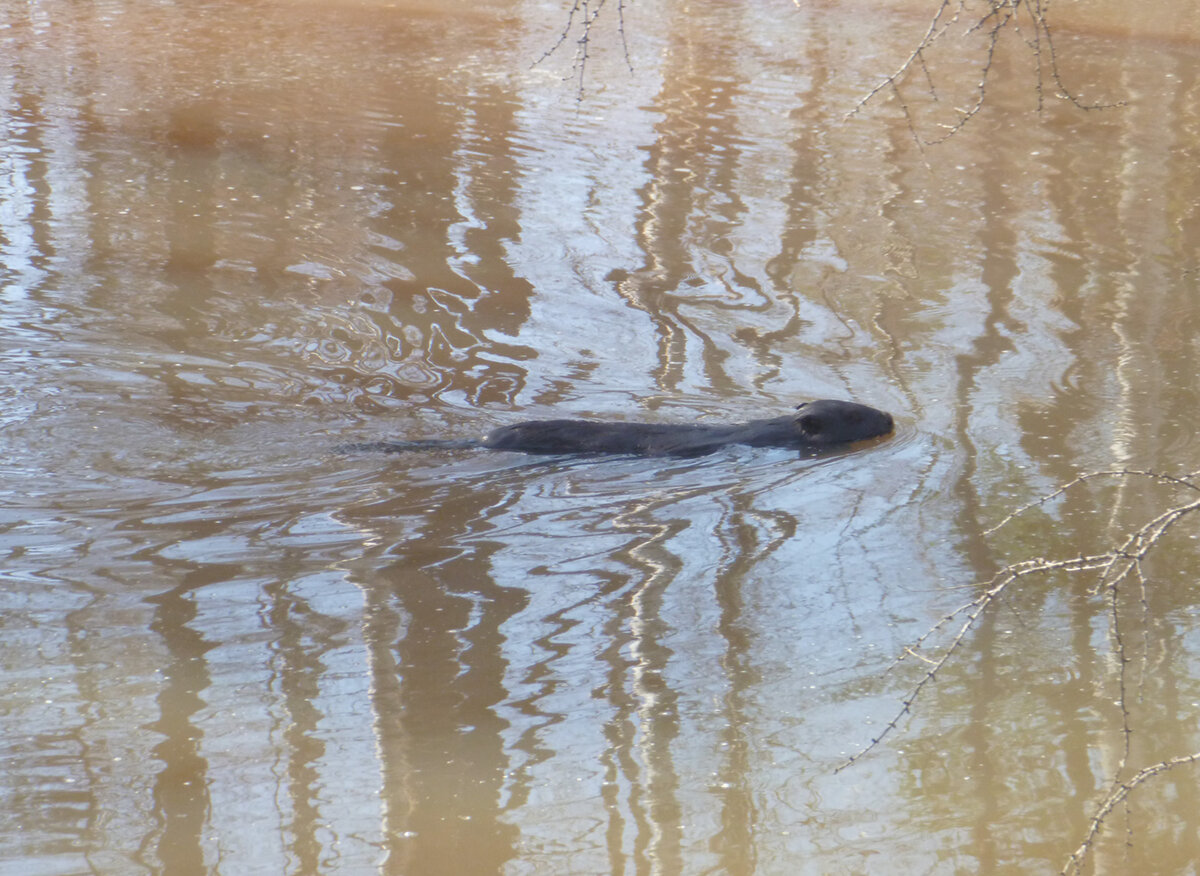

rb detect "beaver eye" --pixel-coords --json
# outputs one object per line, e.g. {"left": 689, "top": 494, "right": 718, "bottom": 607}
{"left": 798, "top": 414, "right": 823, "bottom": 435}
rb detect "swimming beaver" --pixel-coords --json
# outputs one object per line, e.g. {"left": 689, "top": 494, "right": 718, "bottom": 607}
{"left": 341, "top": 399, "right": 893, "bottom": 458}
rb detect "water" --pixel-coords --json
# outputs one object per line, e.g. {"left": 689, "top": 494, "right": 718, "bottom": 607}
{"left": 2, "top": 0, "right": 1200, "bottom": 873}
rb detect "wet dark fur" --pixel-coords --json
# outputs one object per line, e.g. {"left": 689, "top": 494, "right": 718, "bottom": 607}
{"left": 341, "top": 399, "right": 893, "bottom": 458}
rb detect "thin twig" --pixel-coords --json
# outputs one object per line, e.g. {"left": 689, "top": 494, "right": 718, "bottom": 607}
{"left": 840, "top": 466, "right": 1200, "bottom": 876}
{"left": 534, "top": 0, "right": 634, "bottom": 98}
{"left": 849, "top": 0, "right": 1123, "bottom": 144}
{"left": 1061, "top": 753, "right": 1200, "bottom": 875}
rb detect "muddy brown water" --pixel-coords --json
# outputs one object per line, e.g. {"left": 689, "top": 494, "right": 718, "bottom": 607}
{"left": 3, "top": 1, "right": 1200, "bottom": 873}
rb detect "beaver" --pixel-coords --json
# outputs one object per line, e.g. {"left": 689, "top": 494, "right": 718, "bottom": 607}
{"left": 340, "top": 399, "right": 894, "bottom": 458}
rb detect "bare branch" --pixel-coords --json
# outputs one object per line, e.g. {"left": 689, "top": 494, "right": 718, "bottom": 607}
{"left": 1061, "top": 753, "right": 1200, "bottom": 875}
{"left": 984, "top": 468, "right": 1200, "bottom": 537}
{"left": 534, "top": 0, "right": 634, "bottom": 99}
{"left": 849, "top": 0, "right": 1125, "bottom": 144}
{"left": 840, "top": 468, "right": 1200, "bottom": 874}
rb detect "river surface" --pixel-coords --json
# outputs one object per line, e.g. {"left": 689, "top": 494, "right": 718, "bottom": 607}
{"left": 3, "top": 1, "right": 1200, "bottom": 874}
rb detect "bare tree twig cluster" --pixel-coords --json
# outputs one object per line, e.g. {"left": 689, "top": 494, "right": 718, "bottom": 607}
{"left": 534, "top": 0, "right": 634, "bottom": 97}
{"left": 849, "top": 0, "right": 1123, "bottom": 145}
{"left": 1062, "top": 751, "right": 1200, "bottom": 874}
{"left": 836, "top": 468, "right": 1200, "bottom": 872}
{"left": 538, "top": 0, "right": 1121, "bottom": 138}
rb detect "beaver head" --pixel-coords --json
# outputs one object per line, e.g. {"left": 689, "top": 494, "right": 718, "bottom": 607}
{"left": 792, "top": 399, "right": 894, "bottom": 445}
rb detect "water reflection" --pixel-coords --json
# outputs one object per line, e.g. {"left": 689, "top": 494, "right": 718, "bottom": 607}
{"left": 3, "top": 0, "right": 1200, "bottom": 873}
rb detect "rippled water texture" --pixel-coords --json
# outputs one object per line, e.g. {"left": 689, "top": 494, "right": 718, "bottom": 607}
{"left": 3, "top": 0, "right": 1200, "bottom": 873}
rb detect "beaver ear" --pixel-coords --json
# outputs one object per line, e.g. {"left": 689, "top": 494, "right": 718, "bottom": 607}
{"left": 795, "top": 401, "right": 809, "bottom": 411}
